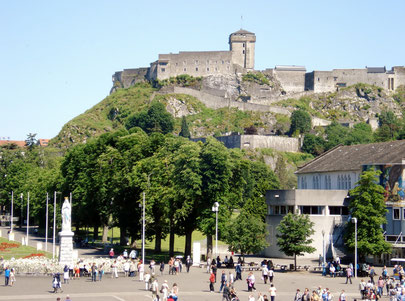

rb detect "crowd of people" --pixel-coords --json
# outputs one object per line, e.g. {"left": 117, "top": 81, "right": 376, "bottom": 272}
{"left": 207, "top": 257, "right": 277, "bottom": 301}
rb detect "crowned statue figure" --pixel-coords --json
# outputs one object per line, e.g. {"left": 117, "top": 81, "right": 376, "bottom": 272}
{"left": 61, "top": 197, "right": 72, "bottom": 232}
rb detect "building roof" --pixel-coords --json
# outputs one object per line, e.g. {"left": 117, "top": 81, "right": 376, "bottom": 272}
{"left": 0, "top": 140, "right": 26, "bottom": 147}
{"left": 275, "top": 65, "right": 306, "bottom": 72}
{"left": 367, "top": 66, "right": 386, "bottom": 73}
{"left": 296, "top": 140, "right": 405, "bottom": 174}
{"left": 230, "top": 29, "right": 255, "bottom": 35}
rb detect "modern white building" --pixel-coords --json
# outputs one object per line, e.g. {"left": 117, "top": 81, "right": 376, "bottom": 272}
{"left": 265, "top": 140, "right": 405, "bottom": 261}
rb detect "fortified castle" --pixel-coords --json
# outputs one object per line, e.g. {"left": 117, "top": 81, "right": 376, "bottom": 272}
{"left": 112, "top": 29, "right": 405, "bottom": 95}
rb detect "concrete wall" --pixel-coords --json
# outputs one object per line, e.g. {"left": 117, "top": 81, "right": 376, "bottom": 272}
{"left": 264, "top": 189, "right": 349, "bottom": 259}
{"left": 112, "top": 68, "right": 149, "bottom": 89}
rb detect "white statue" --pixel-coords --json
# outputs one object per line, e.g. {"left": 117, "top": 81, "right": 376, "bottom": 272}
{"left": 61, "top": 197, "right": 71, "bottom": 232}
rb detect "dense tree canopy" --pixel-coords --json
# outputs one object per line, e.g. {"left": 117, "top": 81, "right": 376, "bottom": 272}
{"left": 289, "top": 109, "right": 311, "bottom": 136}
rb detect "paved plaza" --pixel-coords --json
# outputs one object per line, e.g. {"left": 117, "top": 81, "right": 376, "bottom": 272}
{"left": 0, "top": 265, "right": 382, "bottom": 301}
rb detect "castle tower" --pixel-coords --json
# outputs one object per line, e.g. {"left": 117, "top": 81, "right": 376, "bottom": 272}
{"left": 229, "top": 29, "right": 256, "bottom": 70}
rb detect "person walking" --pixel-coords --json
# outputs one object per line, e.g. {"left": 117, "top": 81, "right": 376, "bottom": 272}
{"left": 268, "top": 267, "right": 274, "bottom": 283}
{"left": 222, "top": 282, "right": 231, "bottom": 301}
{"left": 209, "top": 271, "right": 215, "bottom": 292}
{"left": 109, "top": 248, "right": 114, "bottom": 259}
{"left": 235, "top": 263, "right": 242, "bottom": 281}
{"left": 161, "top": 280, "right": 170, "bottom": 301}
{"left": 269, "top": 283, "right": 277, "bottom": 301}
{"left": 339, "top": 290, "right": 346, "bottom": 301}
{"left": 139, "top": 260, "right": 145, "bottom": 281}
{"left": 186, "top": 255, "right": 192, "bottom": 273}
{"left": 369, "top": 266, "right": 375, "bottom": 284}
{"left": 63, "top": 265, "right": 70, "bottom": 284}
{"left": 4, "top": 266, "right": 10, "bottom": 286}
{"left": 151, "top": 277, "right": 159, "bottom": 301}
{"left": 9, "top": 269, "right": 15, "bottom": 287}
{"left": 294, "top": 289, "right": 302, "bottom": 301}
{"left": 219, "top": 270, "right": 227, "bottom": 292}
{"left": 111, "top": 260, "right": 118, "bottom": 278}
{"left": 262, "top": 264, "right": 269, "bottom": 284}
{"left": 160, "top": 261, "right": 165, "bottom": 275}
{"left": 345, "top": 266, "right": 352, "bottom": 284}
{"left": 99, "top": 264, "right": 104, "bottom": 281}
{"left": 377, "top": 276, "right": 385, "bottom": 297}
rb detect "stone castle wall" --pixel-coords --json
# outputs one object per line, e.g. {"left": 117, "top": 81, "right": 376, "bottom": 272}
{"left": 151, "top": 51, "right": 234, "bottom": 80}
{"left": 192, "top": 134, "right": 299, "bottom": 152}
{"left": 171, "top": 86, "right": 291, "bottom": 115}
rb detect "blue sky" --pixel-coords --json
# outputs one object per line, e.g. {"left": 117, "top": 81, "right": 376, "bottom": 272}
{"left": 1, "top": 0, "right": 404, "bottom": 141}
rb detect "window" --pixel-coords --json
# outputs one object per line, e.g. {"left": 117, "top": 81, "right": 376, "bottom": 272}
{"left": 329, "top": 206, "right": 349, "bottom": 215}
{"left": 337, "top": 83, "right": 347, "bottom": 87}
{"left": 300, "top": 206, "right": 323, "bottom": 215}
{"left": 215, "top": 67, "right": 218, "bottom": 71}
{"left": 175, "top": 63, "right": 178, "bottom": 66}
{"left": 222, "top": 60, "right": 224, "bottom": 64}
{"left": 393, "top": 208, "right": 401, "bottom": 220}
{"left": 280, "top": 206, "right": 286, "bottom": 215}
{"left": 161, "top": 68, "right": 165, "bottom": 72}
{"left": 243, "top": 50, "right": 245, "bottom": 54}
{"left": 403, "top": 208, "right": 405, "bottom": 219}
{"left": 334, "top": 77, "right": 338, "bottom": 81}
{"left": 274, "top": 206, "right": 280, "bottom": 215}
{"left": 207, "top": 67, "right": 210, "bottom": 71}
{"left": 348, "top": 175, "right": 351, "bottom": 189}
{"left": 195, "top": 67, "right": 199, "bottom": 71}
{"left": 287, "top": 206, "right": 294, "bottom": 214}
{"left": 195, "top": 60, "right": 199, "bottom": 65}
{"left": 183, "top": 68, "right": 187, "bottom": 72}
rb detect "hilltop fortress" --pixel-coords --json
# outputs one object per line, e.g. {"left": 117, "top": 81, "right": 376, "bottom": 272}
{"left": 111, "top": 29, "right": 405, "bottom": 96}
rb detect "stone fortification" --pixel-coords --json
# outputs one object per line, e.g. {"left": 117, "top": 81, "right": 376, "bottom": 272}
{"left": 192, "top": 134, "right": 300, "bottom": 152}
{"left": 111, "top": 29, "right": 404, "bottom": 99}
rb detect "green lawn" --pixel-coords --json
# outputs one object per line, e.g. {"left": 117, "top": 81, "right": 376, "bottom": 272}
{"left": 0, "top": 237, "right": 52, "bottom": 260}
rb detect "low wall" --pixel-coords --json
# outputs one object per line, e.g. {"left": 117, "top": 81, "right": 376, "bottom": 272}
{"left": 192, "top": 135, "right": 300, "bottom": 152}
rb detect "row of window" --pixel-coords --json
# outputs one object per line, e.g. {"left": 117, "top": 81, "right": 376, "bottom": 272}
{"left": 269, "top": 205, "right": 348, "bottom": 216}
{"left": 300, "top": 174, "right": 353, "bottom": 190}
{"left": 172, "top": 60, "right": 231, "bottom": 66}
{"left": 161, "top": 66, "right": 230, "bottom": 73}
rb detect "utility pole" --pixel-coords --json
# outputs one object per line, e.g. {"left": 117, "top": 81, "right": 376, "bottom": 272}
{"left": 26, "top": 192, "right": 30, "bottom": 245}
{"left": 10, "top": 191, "right": 13, "bottom": 232}
{"left": 53, "top": 191, "right": 56, "bottom": 259}
{"left": 45, "top": 193, "right": 49, "bottom": 252}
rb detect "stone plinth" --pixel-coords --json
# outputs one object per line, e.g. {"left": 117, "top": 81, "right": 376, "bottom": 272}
{"left": 59, "top": 231, "right": 74, "bottom": 266}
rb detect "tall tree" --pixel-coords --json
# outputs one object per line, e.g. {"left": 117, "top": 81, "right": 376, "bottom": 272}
{"left": 224, "top": 210, "right": 268, "bottom": 261}
{"left": 25, "top": 133, "right": 38, "bottom": 150}
{"left": 344, "top": 169, "right": 391, "bottom": 260}
{"left": 276, "top": 213, "right": 316, "bottom": 270}
{"left": 179, "top": 116, "right": 191, "bottom": 138}
{"left": 289, "top": 109, "right": 311, "bottom": 136}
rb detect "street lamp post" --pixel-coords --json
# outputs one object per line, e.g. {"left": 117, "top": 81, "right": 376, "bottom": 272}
{"left": 45, "top": 193, "right": 49, "bottom": 252}
{"left": 322, "top": 230, "right": 325, "bottom": 265}
{"left": 142, "top": 191, "right": 145, "bottom": 265}
{"left": 212, "top": 202, "right": 219, "bottom": 257}
{"left": 26, "top": 192, "right": 30, "bottom": 245}
{"left": 352, "top": 217, "right": 358, "bottom": 278}
{"left": 10, "top": 191, "right": 13, "bottom": 232}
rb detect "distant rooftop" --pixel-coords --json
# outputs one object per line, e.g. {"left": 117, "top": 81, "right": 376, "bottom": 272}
{"left": 367, "top": 66, "right": 386, "bottom": 73}
{"left": 275, "top": 65, "right": 306, "bottom": 72}
{"left": 230, "top": 29, "right": 255, "bottom": 35}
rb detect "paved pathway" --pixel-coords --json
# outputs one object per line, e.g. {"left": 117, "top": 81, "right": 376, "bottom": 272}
{"left": 0, "top": 264, "right": 387, "bottom": 301}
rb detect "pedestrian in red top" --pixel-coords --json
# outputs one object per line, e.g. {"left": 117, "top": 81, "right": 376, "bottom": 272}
{"left": 209, "top": 272, "right": 215, "bottom": 292}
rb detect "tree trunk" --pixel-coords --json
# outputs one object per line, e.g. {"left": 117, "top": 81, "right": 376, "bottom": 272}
{"left": 93, "top": 225, "right": 99, "bottom": 240}
{"left": 102, "top": 225, "right": 109, "bottom": 243}
{"left": 184, "top": 228, "right": 193, "bottom": 257}
{"left": 120, "top": 225, "right": 127, "bottom": 245}
{"left": 169, "top": 218, "right": 175, "bottom": 257}
{"left": 206, "top": 234, "right": 213, "bottom": 259}
{"left": 294, "top": 254, "right": 297, "bottom": 271}
{"left": 155, "top": 229, "right": 162, "bottom": 253}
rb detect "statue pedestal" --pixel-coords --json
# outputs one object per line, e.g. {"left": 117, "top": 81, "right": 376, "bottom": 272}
{"left": 59, "top": 230, "right": 74, "bottom": 266}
